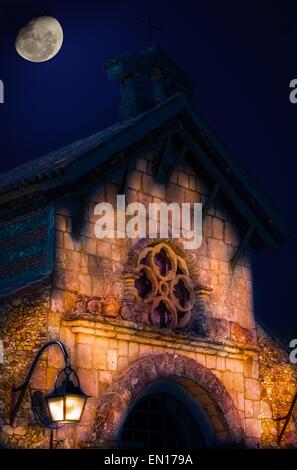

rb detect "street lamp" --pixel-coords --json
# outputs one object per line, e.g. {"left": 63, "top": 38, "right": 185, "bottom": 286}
{"left": 45, "top": 366, "right": 88, "bottom": 424}
{"left": 10, "top": 340, "right": 89, "bottom": 448}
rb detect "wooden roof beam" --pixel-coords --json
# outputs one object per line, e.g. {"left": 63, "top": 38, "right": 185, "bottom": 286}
{"left": 119, "top": 159, "right": 133, "bottom": 194}
{"left": 230, "top": 226, "right": 254, "bottom": 271}
{"left": 155, "top": 134, "right": 172, "bottom": 181}
{"left": 202, "top": 183, "right": 220, "bottom": 220}
{"left": 179, "top": 128, "right": 279, "bottom": 250}
{"left": 167, "top": 144, "right": 188, "bottom": 181}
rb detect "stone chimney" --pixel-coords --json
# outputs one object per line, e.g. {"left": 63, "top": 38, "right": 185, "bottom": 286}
{"left": 104, "top": 46, "right": 194, "bottom": 121}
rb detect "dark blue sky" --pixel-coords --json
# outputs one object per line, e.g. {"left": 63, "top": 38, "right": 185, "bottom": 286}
{"left": 0, "top": 0, "right": 296, "bottom": 340}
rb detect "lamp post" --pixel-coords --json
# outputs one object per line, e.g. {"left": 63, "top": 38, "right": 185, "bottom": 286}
{"left": 10, "top": 340, "right": 89, "bottom": 448}
{"left": 276, "top": 391, "right": 297, "bottom": 446}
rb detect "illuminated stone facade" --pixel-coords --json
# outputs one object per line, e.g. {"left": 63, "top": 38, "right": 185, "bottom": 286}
{"left": 0, "top": 47, "right": 295, "bottom": 448}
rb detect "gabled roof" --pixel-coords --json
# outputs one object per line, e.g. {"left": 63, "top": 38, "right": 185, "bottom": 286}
{"left": 0, "top": 93, "right": 186, "bottom": 194}
{"left": 0, "top": 91, "right": 291, "bottom": 249}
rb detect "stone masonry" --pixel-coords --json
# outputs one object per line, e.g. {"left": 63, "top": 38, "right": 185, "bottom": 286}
{"left": 0, "top": 45, "right": 294, "bottom": 450}
{"left": 0, "top": 151, "right": 271, "bottom": 448}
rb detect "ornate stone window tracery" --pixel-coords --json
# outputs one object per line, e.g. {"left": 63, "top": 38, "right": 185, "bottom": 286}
{"left": 135, "top": 243, "right": 195, "bottom": 329}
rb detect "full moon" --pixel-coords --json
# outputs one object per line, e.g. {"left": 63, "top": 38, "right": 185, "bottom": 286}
{"left": 16, "top": 16, "right": 63, "bottom": 62}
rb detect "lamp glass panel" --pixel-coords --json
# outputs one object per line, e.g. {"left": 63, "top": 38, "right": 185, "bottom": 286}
{"left": 47, "top": 396, "right": 64, "bottom": 422}
{"left": 65, "top": 395, "right": 86, "bottom": 421}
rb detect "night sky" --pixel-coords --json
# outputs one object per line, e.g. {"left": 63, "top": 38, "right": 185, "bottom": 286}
{"left": 0, "top": 0, "right": 296, "bottom": 341}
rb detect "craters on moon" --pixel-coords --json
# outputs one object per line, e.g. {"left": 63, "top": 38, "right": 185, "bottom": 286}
{"left": 16, "top": 16, "right": 63, "bottom": 63}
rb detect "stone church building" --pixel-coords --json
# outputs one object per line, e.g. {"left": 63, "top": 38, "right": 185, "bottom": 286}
{"left": 0, "top": 47, "right": 296, "bottom": 448}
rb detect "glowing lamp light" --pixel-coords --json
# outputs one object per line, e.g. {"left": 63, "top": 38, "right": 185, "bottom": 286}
{"left": 46, "top": 366, "right": 89, "bottom": 424}
{"left": 10, "top": 341, "right": 90, "bottom": 448}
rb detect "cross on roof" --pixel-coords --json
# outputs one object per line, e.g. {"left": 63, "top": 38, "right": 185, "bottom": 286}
{"left": 138, "top": 10, "right": 162, "bottom": 47}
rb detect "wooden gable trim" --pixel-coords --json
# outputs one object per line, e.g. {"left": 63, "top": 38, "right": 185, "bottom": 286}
{"left": 179, "top": 128, "right": 279, "bottom": 250}
{"left": 230, "top": 226, "right": 254, "bottom": 270}
{"left": 120, "top": 159, "right": 134, "bottom": 194}
{"left": 184, "top": 104, "right": 291, "bottom": 241}
{"left": 202, "top": 183, "right": 220, "bottom": 220}
{"left": 51, "top": 94, "right": 187, "bottom": 192}
{"left": 155, "top": 134, "right": 173, "bottom": 182}
{"left": 167, "top": 143, "right": 188, "bottom": 181}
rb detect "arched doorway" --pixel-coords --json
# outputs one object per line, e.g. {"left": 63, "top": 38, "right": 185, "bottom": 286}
{"left": 119, "top": 380, "right": 212, "bottom": 449}
{"left": 95, "top": 353, "right": 244, "bottom": 448}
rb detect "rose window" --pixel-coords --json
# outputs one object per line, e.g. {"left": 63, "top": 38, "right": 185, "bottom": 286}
{"left": 135, "top": 243, "right": 195, "bottom": 329}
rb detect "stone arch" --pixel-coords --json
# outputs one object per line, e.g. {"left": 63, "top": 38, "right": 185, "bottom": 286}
{"left": 94, "top": 353, "right": 244, "bottom": 447}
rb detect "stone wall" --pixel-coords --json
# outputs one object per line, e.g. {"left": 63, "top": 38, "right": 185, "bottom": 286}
{"left": 1, "top": 293, "right": 296, "bottom": 448}
{"left": 257, "top": 324, "right": 297, "bottom": 448}
{"left": 54, "top": 317, "right": 260, "bottom": 448}
{"left": 0, "top": 288, "right": 50, "bottom": 448}
{"left": 6, "top": 145, "right": 295, "bottom": 451}
{"left": 0, "top": 149, "right": 262, "bottom": 448}
{"left": 54, "top": 150, "right": 254, "bottom": 332}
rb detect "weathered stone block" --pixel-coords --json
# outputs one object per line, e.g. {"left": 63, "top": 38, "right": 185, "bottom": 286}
{"left": 77, "top": 333, "right": 94, "bottom": 345}
{"left": 195, "top": 353, "right": 206, "bottom": 366}
{"left": 139, "top": 344, "right": 153, "bottom": 357}
{"left": 224, "top": 222, "right": 240, "bottom": 246}
{"left": 185, "top": 189, "right": 199, "bottom": 203}
{"left": 46, "top": 367, "right": 59, "bottom": 389}
{"left": 134, "top": 158, "right": 147, "bottom": 173}
{"left": 93, "top": 349, "right": 107, "bottom": 370}
{"left": 128, "top": 171, "right": 142, "bottom": 191}
{"left": 206, "top": 355, "right": 216, "bottom": 369}
{"left": 207, "top": 239, "right": 228, "bottom": 260}
{"left": 230, "top": 322, "right": 256, "bottom": 346}
{"left": 78, "top": 369, "right": 98, "bottom": 396}
{"left": 237, "top": 392, "right": 244, "bottom": 411}
{"left": 107, "top": 349, "right": 117, "bottom": 371}
{"left": 226, "top": 358, "right": 243, "bottom": 374}
{"left": 55, "top": 231, "right": 64, "bottom": 248}
{"left": 245, "top": 399, "right": 253, "bottom": 418}
{"left": 202, "top": 216, "right": 213, "bottom": 238}
{"left": 118, "top": 340, "right": 128, "bottom": 356}
{"left": 31, "top": 369, "right": 46, "bottom": 389}
{"left": 245, "top": 418, "right": 262, "bottom": 438}
{"left": 64, "top": 233, "right": 74, "bottom": 251}
{"left": 128, "top": 342, "right": 139, "bottom": 360}
{"left": 142, "top": 174, "right": 165, "bottom": 199}
{"left": 99, "top": 371, "right": 113, "bottom": 384}
{"left": 222, "top": 371, "right": 234, "bottom": 391}
{"left": 118, "top": 355, "right": 129, "bottom": 370}
{"left": 216, "top": 357, "right": 225, "bottom": 371}
{"left": 76, "top": 344, "right": 93, "bottom": 368}
{"left": 166, "top": 183, "right": 185, "bottom": 203}
{"left": 177, "top": 171, "right": 189, "bottom": 188}
{"left": 55, "top": 215, "right": 67, "bottom": 232}
{"left": 189, "top": 175, "right": 197, "bottom": 191}
{"left": 251, "top": 359, "right": 259, "bottom": 379}
{"left": 85, "top": 237, "right": 97, "bottom": 256}
{"left": 233, "top": 373, "right": 244, "bottom": 392}
{"left": 66, "top": 251, "right": 82, "bottom": 272}
{"left": 97, "top": 241, "right": 112, "bottom": 259}
{"left": 253, "top": 401, "right": 261, "bottom": 418}
{"left": 48, "top": 345, "right": 65, "bottom": 369}
{"left": 213, "top": 218, "right": 224, "bottom": 240}
{"left": 245, "top": 378, "right": 261, "bottom": 401}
